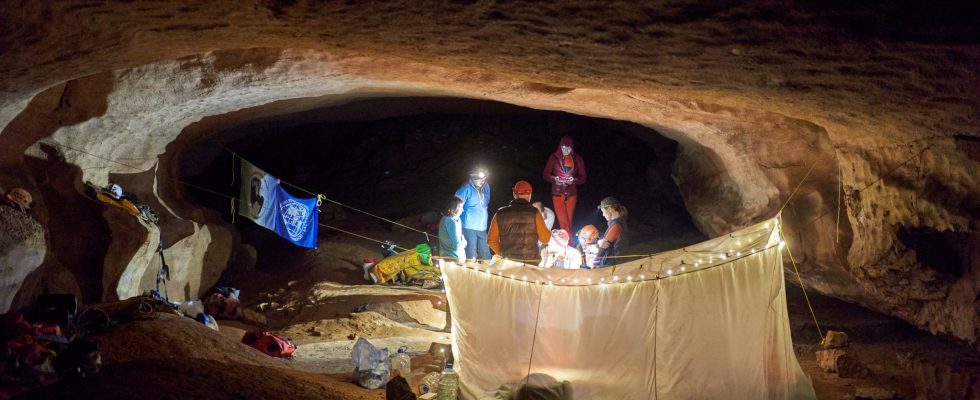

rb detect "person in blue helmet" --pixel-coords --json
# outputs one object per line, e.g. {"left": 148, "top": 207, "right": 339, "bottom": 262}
{"left": 454, "top": 167, "right": 491, "bottom": 260}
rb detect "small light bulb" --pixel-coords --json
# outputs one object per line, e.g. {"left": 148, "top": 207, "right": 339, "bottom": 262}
{"left": 573, "top": 278, "right": 579, "bottom": 283}
{"left": 736, "top": 251, "right": 741, "bottom": 257}
{"left": 720, "top": 254, "right": 727, "bottom": 260}
{"left": 522, "top": 275, "right": 527, "bottom": 281}
{"left": 587, "top": 278, "right": 592, "bottom": 283}
{"left": 736, "top": 241, "right": 741, "bottom": 246}
{"left": 640, "top": 274, "right": 645, "bottom": 279}
{"left": 613, "top": 276, "right": 619, "bottom": 281}
{"left": 627, "top": 275, "right": 632, "bottom": 281}
{"left": 667, "top": 269, "right": 673, "bottom": 275}
{"left": 600, "top": 278, "right": 605, "bottom": 283}
{"left": 680, "top": 266, "right": 685, "bottom": 272}
{"left": 438, "top": 301, "right": 442, "bottom": 305}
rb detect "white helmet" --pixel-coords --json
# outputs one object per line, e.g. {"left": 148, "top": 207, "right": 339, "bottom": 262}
{"left": 6, "top": 188, "right": 32, "bottom": 211}
{"left": 109, "top": 184, "right": 123, "bottom": 199}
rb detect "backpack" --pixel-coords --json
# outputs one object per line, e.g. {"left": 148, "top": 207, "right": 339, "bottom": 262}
{"left": 242, "top": 330, "right": 295, "bottom": 358}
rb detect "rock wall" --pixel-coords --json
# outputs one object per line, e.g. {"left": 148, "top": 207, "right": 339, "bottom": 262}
{"left": 0, "top": 2, "right": 976, "bottom": 347}
{"left": 0, "top": 207, "right": 45, "bottom": 312}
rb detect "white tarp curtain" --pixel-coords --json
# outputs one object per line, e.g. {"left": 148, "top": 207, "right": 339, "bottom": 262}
{"left": 443, "top": 216, "right": 815, "bottom": 399}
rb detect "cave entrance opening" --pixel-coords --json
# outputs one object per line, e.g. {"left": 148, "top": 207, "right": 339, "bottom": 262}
{"left": 183, "top": 97, "right": 707, "bottom": 270}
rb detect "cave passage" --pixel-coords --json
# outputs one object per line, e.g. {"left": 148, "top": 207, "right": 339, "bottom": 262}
{"left": 183, "top": 97, "right": 707, "bottom": 262}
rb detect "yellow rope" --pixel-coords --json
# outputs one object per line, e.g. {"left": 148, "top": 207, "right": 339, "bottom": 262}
{"left": 777, "top": 159, "right": 819, "bottom": 215}
{"left": 779, "top": 218, "right": 823, "bottom": 339}
{"left": 836, "top": 158, "right": 842, "bottom": 244}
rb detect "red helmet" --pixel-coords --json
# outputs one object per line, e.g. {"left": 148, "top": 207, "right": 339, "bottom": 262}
{"left": 577, "top": 225, "right": 598, "bottom": 244}
{"left": 512, "top": 180, "right": 532, "bottom": 196}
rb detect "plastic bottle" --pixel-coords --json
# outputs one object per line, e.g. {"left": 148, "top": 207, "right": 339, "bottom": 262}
{"left": 419, "top": 372, "right": 440, "bottom": 395}
{"left": 391, "top": 346, "right": 411, "bottom": 379}
{"left": 437, "top": 361, "right": 459, "bottom": 400}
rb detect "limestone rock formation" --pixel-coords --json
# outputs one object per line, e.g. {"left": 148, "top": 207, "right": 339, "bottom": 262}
{"left": 0, "top": 2, "right": 977, "bottom": 348}
{"left": 0, "top": 206, "right": 45, "bottom": 312}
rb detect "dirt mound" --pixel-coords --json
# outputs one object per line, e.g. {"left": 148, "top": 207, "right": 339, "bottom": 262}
{"left": 14, "top": 358, "right": 374, "bottom": 400}
{"left": 12, "top": 312, "right": 380, "bottom": 400}
{"left": 91, "top": 313, "right": 284, "bottom": 366}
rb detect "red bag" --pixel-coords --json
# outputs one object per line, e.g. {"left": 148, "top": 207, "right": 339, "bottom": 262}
{"left": 242, "top": 330, "right": 295, "bottom": 358}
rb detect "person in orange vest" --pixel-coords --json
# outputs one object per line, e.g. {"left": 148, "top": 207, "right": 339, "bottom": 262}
{"left": 487, "top": 181, "right": 551, "bottom": 263}
{"left": 542, "top": 135, "right": 586, "bottom": 233}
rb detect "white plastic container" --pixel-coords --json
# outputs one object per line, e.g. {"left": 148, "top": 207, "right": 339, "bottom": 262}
{"left": 391, "top": 346, "right": 411, "bottom": 379}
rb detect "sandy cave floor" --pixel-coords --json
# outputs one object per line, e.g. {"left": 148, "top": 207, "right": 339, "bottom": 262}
{"left": 7, "top": 226, "right": 980, "bottom": 400}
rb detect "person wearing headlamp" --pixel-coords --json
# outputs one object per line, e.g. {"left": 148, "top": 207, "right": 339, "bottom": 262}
{"left": 454, "top": 168, "right": 491, "bottom": 260}
{"left": 543, "top": 135, "right": 587, "bottom": 233}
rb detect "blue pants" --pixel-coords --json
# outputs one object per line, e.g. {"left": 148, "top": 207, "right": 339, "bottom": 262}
{"left": 462, "top": 228, "right": 491, "bottom": 260}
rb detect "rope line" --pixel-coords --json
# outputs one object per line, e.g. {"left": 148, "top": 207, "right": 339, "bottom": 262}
{"left": 769, "top": 154, "right": 824, "bottom": 340}
{"left": 522, "top": 281, "right": 546, "bottom": 393}
{"left": 779, "top": 222, "right": 823, "bottom": 338}
{"left": 215, "top": 144, "right": 433, "bottom": 238}
{"left": 801, "top": 143, "right": 934, "bottom": 229}
{"left": 836, "top": 155, "right": 842, "bottom": 244}
{"left": 777, "top": 159, "right": 819, "bottom": 215}
{"left": 38, "top": 140, "right": 150, "bottom": 172}
{"left": 855, "top": 144, "right": 933, "bottom": 193}
{"left": 178, "top": 180, "right": 415, "bottom": 252}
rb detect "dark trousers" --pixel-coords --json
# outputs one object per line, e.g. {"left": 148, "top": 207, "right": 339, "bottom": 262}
{"left": 462, "top": 228, "right": 491, "bottom": 260}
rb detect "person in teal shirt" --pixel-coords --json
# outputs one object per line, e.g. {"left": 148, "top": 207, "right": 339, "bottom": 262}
{"left": 439, "top": 196, "right": 467, "bottom": 262}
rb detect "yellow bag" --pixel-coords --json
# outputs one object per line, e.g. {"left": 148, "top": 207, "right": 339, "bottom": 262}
{"left": 371, "top": 250, "right": 442, "bottom": 284}
{"left": 372, "top": 251, "right": 423, "bottom": 284}
{"left": 96, "top": 192, "right": 140, "bottom": 217}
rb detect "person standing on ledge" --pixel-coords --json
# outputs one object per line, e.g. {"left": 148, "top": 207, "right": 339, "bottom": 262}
{"left": 543, "top": 135, "right": 586, "bottom": 233}
{"left": 487, "top": 181, "right": 551, "bottom": 263}
{"left": 455, "top": 168, "right": 491, "bottom": 261}
{"left": 438, "top": 196, "right": 467, "bottom": 263}
{"left": 596, "top": 196, "right": 628, "bottom": 267}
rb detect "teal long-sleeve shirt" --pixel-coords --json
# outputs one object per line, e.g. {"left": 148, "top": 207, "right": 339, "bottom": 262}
{"left": 439, "top": 215, "right": 467, "bottom": 260}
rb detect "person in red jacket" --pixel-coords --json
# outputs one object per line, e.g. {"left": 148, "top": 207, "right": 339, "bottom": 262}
{"left": 542, "top": 135, "right": 587, "bottom": 233}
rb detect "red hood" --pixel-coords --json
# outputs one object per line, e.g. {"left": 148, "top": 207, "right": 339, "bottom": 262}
{"left": 554, "top": 135, "right": 574, "bottom": 158}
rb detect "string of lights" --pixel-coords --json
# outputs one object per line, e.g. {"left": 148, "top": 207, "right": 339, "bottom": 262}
{"left": 439, "top": 217, "right": 784, "bottom": 287}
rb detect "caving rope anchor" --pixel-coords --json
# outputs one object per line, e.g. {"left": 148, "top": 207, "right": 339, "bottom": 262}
{"left": 156, "top": 241, "right": 170, "bottom": 301}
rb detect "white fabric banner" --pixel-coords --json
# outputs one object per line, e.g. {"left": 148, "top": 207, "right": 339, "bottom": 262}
{"left": 443, "top": 217, "right": 815, "bottom": 399}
